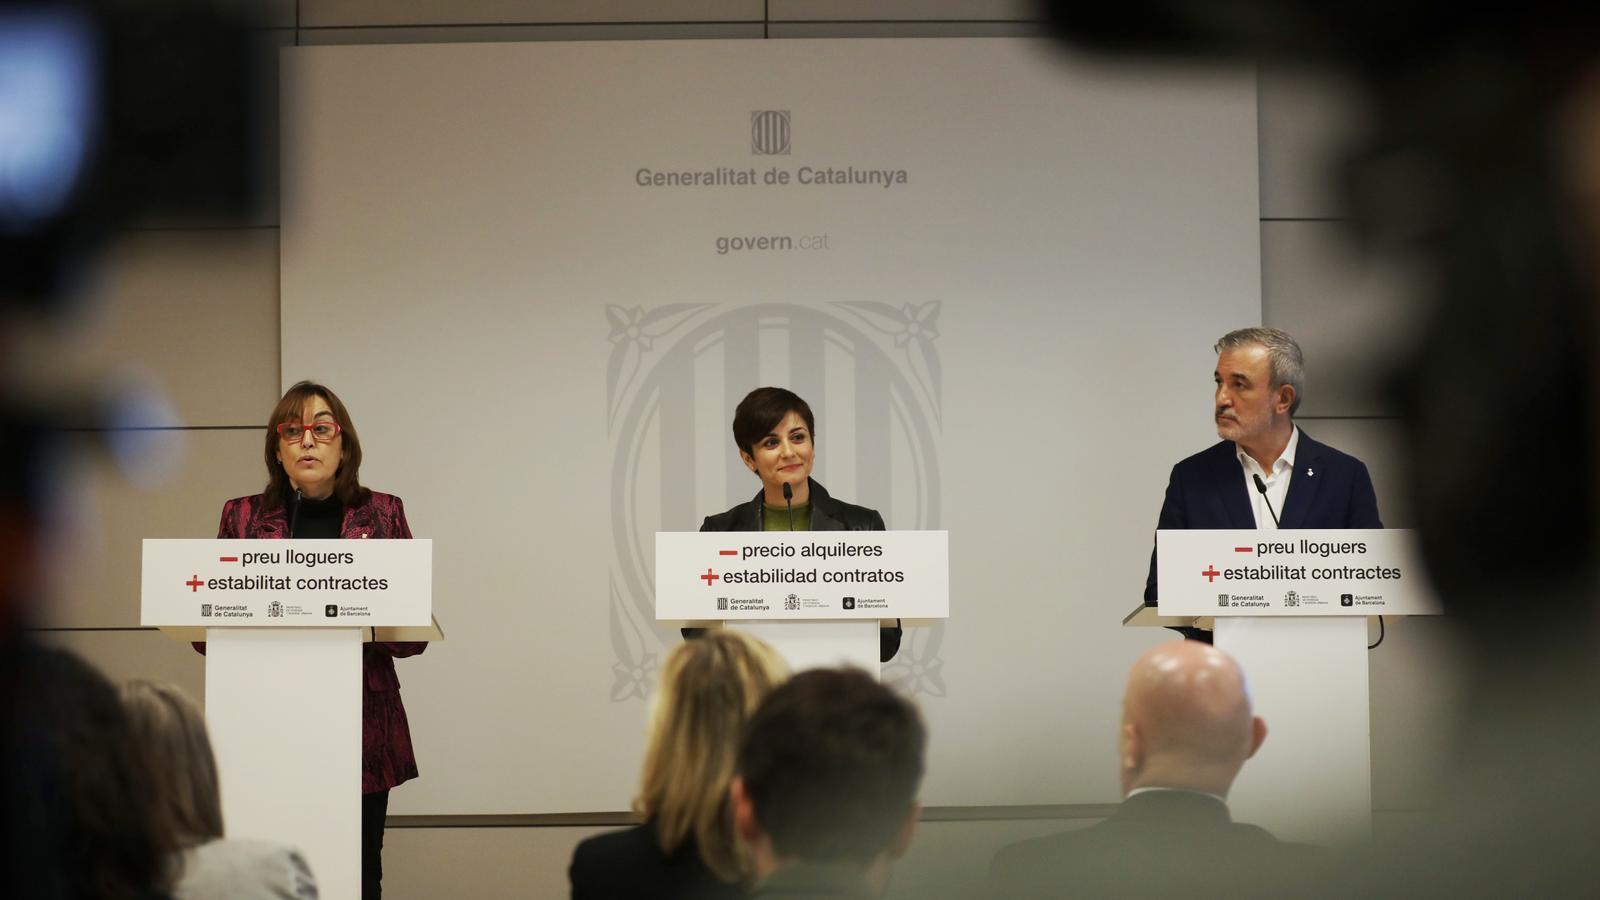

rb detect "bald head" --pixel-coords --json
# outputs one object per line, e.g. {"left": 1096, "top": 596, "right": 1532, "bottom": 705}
{"left": 1118, "top": 641, "right": 1266, "bottom": 798}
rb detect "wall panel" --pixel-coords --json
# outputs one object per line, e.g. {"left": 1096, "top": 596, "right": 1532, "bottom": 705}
{"left": 300, "top": 0, "right": 763, "bottom": 28}
{"left": 770, "top": 0, "right": 1033, "bottom": 20}
{"left": 62, "top": 230, "right": 281, "bottom": 427}
{"left": 298, "top": 22, "right": 764, "bottom": 45}
{"left": 771, "top": 21, "right": 1038, "bottom": 38}
{"left": 1262, "top": 220, "right": 1423, "bottom": 419}
{"left": 1257, "top": 67, "right": 1370, "bottom": 220}
{"left": 35, "top": 628, "right": 207, "bottom": 705}
{"left": 44, "top": 429, "right": 267, "bottom": 628}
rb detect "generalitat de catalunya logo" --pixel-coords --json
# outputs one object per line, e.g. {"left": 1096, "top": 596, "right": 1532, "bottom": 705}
{"left": 751, "top": 110, "right": 790, "bottom": 156}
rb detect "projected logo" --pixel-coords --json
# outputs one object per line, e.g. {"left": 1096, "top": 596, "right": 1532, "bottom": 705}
{"left": 751, "top": 110, "right": 791, "bottom": 155}
{"left": 606, "top": 301, "right": 945, "bottom": 701}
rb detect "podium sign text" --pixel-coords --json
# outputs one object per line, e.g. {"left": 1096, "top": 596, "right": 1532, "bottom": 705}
{"left": 142, "top": 539, "right": 433, "bottom": 626}
{"left": 656, "top": 531, "right": 949, "bottom": 621}
{"left": 1156, "top": 529, "right": 1440, "bottom": 616}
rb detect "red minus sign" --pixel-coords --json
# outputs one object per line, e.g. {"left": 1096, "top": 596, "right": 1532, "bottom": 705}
{"left": 219, "top": 556, "right": 239, "bottom": 562}
{"left": 719, "top": 550, "right": 738, "bottom": 556}
{"left": 1233, "top": 547, "right": 1253, "bottom": 553}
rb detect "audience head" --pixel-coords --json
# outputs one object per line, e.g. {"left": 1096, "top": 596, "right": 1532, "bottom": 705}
{"left": 733, "top": 668, "right": 926, "bottom": 884}
{"left": 121, "top": 680, "right": 225, "bottom": 848}
{"left": 635, "top": 629, "right": 788, "bottom": 882}
{"left": 3, "top": 643, "right": 170, "bottom": 899}
{"left": 1119, "top": 640, "right": 1266, "bottom": 799}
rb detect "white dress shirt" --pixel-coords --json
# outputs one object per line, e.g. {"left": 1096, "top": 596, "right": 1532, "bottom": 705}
{"left": 1125, "top": 785, "right": 1228, "bottom": 805}
{"left": 1236, "top": 426, "right": 1299, "bottom": 529}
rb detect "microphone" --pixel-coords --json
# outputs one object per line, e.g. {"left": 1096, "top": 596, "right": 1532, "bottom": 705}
{"left": 1251, "top": 474, "right": 1281, "bottom": 528}
{"left": 288, "top": 488, "right": 303, "bottom": 538}
{"left": 782, "top": 482, "right": 794, "bottom": 531}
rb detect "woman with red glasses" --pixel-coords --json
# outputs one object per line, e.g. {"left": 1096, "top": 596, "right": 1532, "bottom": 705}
{"left": 203, "top": 380, "right": 424, "bottom": 900}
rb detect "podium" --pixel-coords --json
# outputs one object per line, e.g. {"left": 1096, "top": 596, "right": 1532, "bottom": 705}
{"left": 655, "top": 531, "right": 949, "bottom": 676}
{"left": 142, "top": 539, "right": 437, "bottom": 900}
{"left": 1129, "top": 528, "right": 1440, "bottom": 846}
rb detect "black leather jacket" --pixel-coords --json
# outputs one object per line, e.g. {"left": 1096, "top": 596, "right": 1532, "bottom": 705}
{"left": 691, "top": 479, "right": 902, "bottom": 662}
{"left": 700, "top": 479, "right": 885, "bottom": 532}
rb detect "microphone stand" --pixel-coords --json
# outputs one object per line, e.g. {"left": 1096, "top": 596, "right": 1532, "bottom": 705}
{"left": 1251, "top": 474, "right": 1281, "bottom": 527}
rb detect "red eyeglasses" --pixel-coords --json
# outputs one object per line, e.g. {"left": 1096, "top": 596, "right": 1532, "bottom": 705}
{"left": 276, "top": 421, "right": 342, "bottom": 442}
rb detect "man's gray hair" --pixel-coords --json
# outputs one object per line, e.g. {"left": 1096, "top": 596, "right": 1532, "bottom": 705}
{"left": 1215, "top": 327, "right": 1305, "bottom": 416}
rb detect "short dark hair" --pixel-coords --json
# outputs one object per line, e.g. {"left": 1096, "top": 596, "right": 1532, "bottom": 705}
{"left": 262, "top": 381, "right": 370, "bottom": 509}
{"left": 737, "top": 668, "right": 926, "bottom": 864}
{"left": 732, "top": 387, "right": 815, "bottom": 457}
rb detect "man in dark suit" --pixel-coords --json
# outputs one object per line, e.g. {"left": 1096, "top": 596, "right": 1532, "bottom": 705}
{"left": 990, "top": 641, "right": 1317, "bottom": 898}
{"left": 1145, "top": 328, "right": 1382, "bottom": 637}
{"left": 732, "top": 668, "right": 926, "bottom": 900}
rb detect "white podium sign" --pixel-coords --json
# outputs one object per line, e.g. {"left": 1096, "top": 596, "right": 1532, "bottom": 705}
{"left": 141, "top": 539, "right": 433, "bottom": 626}
{"left": 1156, "top": 528, "right": 1439, "bottom": 617}
{"left": 1148, "top": 527, "right": 1445, "bottom": 847}
{"left": 655, "top": 531, "right": 948, "bottom": 621}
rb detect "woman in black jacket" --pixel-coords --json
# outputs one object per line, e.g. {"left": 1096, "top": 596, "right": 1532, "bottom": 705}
{"left": 697, "top": 387, "right": 901, "bottom": 661}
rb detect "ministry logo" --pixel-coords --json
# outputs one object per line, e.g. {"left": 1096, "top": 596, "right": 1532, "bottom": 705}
{"left": 751, "top": 110, "right": 790, "bottom": 155}
{"left": 267, "top": 601, "right": 284, "bottom": 618}
{"left": 1284, "top": 591, "right": 1300, "bottom": 608}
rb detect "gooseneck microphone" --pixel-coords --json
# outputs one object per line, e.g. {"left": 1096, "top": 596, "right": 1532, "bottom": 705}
{"left": 288, "top": 488, "right": 303, "bottom": 538}
{"left": 782, "top": 482, "right": 794, "bottom": 531}
{"left": 1251, "top": 474, "right": 1281, "bottom": 528}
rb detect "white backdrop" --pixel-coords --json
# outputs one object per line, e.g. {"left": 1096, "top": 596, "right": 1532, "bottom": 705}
{"left": 280, "top": 39, "right": 1259, "bottom": 814}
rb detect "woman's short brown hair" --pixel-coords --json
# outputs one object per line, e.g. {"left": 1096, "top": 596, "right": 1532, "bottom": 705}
{"left": 731, "top": 387, "right": 815, "bottom": 457}
{"left": 635, "top": 630, "right": 788, "bottom": 884}
{"left": 120, "top": 680, "right": 224, "bottom": 849}
{"left": 262, "top": 381, "right": 369, "bottom": 508}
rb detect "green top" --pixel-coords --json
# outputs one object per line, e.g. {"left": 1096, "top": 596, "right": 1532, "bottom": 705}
{"left": 763, "top": 501, "right": 811, "bottom": 531}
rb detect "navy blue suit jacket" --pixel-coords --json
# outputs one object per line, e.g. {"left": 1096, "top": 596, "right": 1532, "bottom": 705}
{"left": 1144, "top": 431, "right": 1382, "bottom": 605}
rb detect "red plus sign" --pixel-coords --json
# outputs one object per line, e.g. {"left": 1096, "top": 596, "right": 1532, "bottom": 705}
{"left": 1201, "top": 565, "right": 1221, "bottom": 583}
{"left": 700, "top": 568, "right": 720, "bottom": 587}
{"left": 185, "top": 575, "right": 204, "bottom": 592}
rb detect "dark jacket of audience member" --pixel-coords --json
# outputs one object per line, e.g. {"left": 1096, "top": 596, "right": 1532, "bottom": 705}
{"left": 569, "top": 630, "right": 788, "bottom": 899}
{"left": 991, "top": 789, "right": 1319, "bottom": 898}
{"left": 991, "top": 640, "right": 1316, "bottom": 898}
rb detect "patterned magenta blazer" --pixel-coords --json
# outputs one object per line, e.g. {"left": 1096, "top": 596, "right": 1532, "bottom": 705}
{"left": 206, "top": 490, "right": 426, "bottom": 794}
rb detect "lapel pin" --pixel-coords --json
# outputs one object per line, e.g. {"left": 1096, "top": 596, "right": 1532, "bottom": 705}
{"left": 1306, "top": 468, "right": 1314, "bottom": 477}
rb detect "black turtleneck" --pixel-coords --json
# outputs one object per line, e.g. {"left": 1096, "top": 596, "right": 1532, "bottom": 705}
{"left": 292, "top": 494, "right": 344, "bottom": 539}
